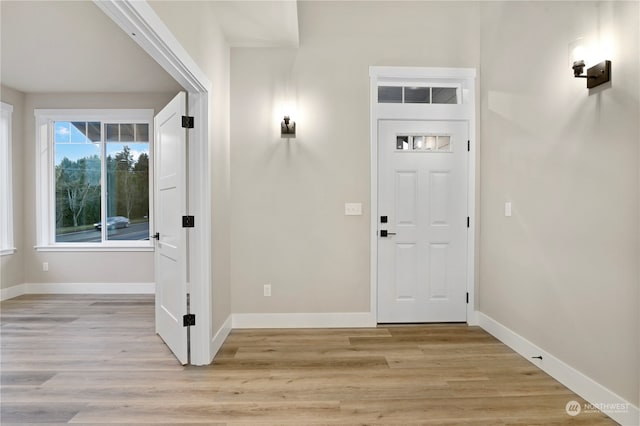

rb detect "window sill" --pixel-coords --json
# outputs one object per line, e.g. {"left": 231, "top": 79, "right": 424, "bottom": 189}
{"left": 34, "top": 245, "right": 154, "bottom": 253}
{"left": 0, "top": 248, "right": 17, "bottom": 256}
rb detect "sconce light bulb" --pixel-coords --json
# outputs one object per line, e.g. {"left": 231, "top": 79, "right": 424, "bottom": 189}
{"left": 571, "top": 45, "right": 587, "bottom": 63}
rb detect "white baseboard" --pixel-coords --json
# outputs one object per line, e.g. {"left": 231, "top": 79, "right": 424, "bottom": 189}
{"left": 232, "top": 312, "right": 376, "bottom": 329}
{"left": 477, "top": 312, "right": 639, "bottom": 426}
{"left": 0, "top": 283, "right": 26, "bottom": 301}
{"left": 1, "top": 282, "right": 155, "bottom": 300}
{"left": 210, "top": 314, "right": 233, "bottom": 361}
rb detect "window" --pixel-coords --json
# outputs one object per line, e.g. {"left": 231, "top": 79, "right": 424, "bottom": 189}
{"left": 0, "top": 102, "right": 14, "bottom": 255}
{"left": 35, "top": 109, "right": 153, "bottom": 250}
{"left": 396, "top": 134, "right": 452, "bottom": 152}
{"left": 378, "top": 85, "right": 460, "bottom": 104}
{"left": 378, "top": 86, "right": 403, "bottom": 103}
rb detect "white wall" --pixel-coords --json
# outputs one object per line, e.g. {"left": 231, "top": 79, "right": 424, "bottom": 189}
{"left": 0, "top": 85, "right": 25, "bottom": 289}
{"left": 229, "top": 0, "right": 639, "bottom": 409}
{"left": 230, "top": 1, "right": 481, "bottom": 314}
{"left": 479, "top": 0, "right": 639, "bottom": 407}
{"left": 21, "top": 92, "right": 175, "bottom": 286}
{"left": 148, "top": 1, "right": 232, "bottom": 334}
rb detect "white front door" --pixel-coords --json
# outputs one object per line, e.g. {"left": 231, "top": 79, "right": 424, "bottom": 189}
{"left": 154, "top": 92, "right": 188, "bottom": 364}
{"left": 377, "top": 119, "right": 468, "bottom": 323}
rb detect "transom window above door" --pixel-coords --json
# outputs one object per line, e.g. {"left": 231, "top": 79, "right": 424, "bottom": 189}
{"left": 35, "top": 109, "right": 154, "bottom": 251}
{"left": 378, "top": 85, "right": 459, "bottom": 104}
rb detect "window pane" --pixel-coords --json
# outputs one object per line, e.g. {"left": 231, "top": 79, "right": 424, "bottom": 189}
{"left": 396, "top": 136, "right": 409, "bottom": 150}
{"left": 120, "top": 123, "right": 135, "bottom": 142}
{"left": 54, "top": 138, "right": 101, "bottom": 243}
{"left": 106, "top": 123, "right": 119, "bottom": 142}
{"left": 404, "top": 87, "right": 430, "bottom": 104}
{"left": 378, "top": 86, "right": 402, "bottom": 103}
{"left": 105, "top": 142, "right": 150, "bottom": 241}
{"left": 425, "top": 136, "right": 437, "bottom": 151}
{"left": 70, "top": 122, "right": 88, "bottom": 143}
{"left": 432, "top": 87, "right": 457, "bottom": 104}
{"left": 54, "top": 122, "right": 71, "bottom": 143}
{"left": 87, "top": 122, "right": 101, "bottom": 142}
{"left": 437, "top": 136, "right": 451, "bottom": 151}
{"left": 135, "top": 124, "right": 149, "bottom": 142}
{"left": 412, "top": 136, "right": 424, "bottom": 150}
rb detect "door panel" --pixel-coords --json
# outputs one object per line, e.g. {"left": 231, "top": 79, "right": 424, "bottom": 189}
{"left": 396, "top": 171, "right": 418, "bottom": 225}
{"left": 154, "top": 91, "right": 188, "bottom": 364}
{"left": 428, "top": 243, "right": 449, "bottom": 299}
{"left": 429, "top": 171, "right": 450, "bottom": 225}
{"left": 395, "top": 243, "right": 418, "bottom": 300}
{"left": 378, "top": 120, "right": 468, "bottom": 323}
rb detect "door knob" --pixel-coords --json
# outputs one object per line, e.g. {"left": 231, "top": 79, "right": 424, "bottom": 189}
{"left": 380, "top": 230, "right": 396, "bottom": 237}
{"left": 151, "top": 232, "right": 160, "bottom": 240}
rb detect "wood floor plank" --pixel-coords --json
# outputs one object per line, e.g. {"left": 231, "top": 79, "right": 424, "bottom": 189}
{"left": 69, "top": 401, "right": 342, "bottom": 423}
{"left": 1, "top": 403, "right": 84, "bottom": 423}
{"left": 0, "top": 371, "right": 56, "bottom": 386}
{"left": 211, "top": 356, "right": 390, "bottom": 370}
{"left": 232, "top": 344, "right": 425, "bottom": 359}
{"left": 0, "top": 295, "right": 618, "bottom": 424}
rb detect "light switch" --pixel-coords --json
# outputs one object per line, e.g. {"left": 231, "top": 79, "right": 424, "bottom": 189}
{"left": 505, "top": 202, "right": 512, "bottom": 217}
{"left": 345, "top": 203, "right": 362, "bottom": 216}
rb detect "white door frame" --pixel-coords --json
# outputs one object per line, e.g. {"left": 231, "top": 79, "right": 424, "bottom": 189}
{"left": 369, "top": 66, "right": 477, "bottom": 325}
{"left": 95, "top": 0, "right": 213, "bottom": 364}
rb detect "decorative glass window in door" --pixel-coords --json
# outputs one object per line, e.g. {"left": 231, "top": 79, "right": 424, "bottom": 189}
{"left": 396, "top": 135, "right": 452, "bottom": 152}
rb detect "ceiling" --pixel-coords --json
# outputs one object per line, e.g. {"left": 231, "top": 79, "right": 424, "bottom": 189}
{"left": 0, "top": 1, "right": 299, "bottom": 94}
{"left": 211, "top": 1, "right": 299, "bottom": 48}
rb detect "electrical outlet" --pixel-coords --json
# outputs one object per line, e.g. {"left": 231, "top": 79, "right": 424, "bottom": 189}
{"left": 264, "top": 284, "right": 271, "bottom": 297}
{"left": 42, "top": 262, "right": 49, "bottom": 272}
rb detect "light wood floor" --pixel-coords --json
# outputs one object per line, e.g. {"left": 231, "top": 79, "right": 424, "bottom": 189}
{"left": 1, "top": 294, "right": 616, "bottom": 425}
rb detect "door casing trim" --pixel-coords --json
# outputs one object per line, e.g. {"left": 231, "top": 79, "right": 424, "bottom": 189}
{"left": 369, "top": 66, "right": 477, "bottom": 325}
{"left": 95, "top": 0, "right": 213, "bottom": 364}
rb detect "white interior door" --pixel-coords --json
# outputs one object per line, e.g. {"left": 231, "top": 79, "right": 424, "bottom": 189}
{"left": 154, "top": 91, "right": 188, "bottom": 364}
{"left": 378, "top": 120, "right": 468, "bottom": 323}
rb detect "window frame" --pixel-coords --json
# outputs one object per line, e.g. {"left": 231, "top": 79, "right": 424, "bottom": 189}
{"left": 35, "top": 109, "right": 154, "bottom": 252}
{"left": 0, "top": 102, "right": 15, "bottom": 256}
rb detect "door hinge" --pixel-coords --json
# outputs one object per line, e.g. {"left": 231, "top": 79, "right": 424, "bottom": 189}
{"left": 182, "top": 115, "right": 194, "bottom": 129}
{"left": 467, "top": 217, "right": 470, "bottom": 228}
{"left": 468, "top": 140, "right": 470, "bottom": 152}
{"left": 466, "top": 292, "right": 469, "bottom": 304}
{"left": 183, "top": 314, "right": 196, "bottom": 327}
{"left": 182, "top": 215, "right": 195, "bottom": 228}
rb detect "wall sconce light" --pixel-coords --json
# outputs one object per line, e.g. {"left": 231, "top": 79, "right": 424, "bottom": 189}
{"left": 570, "top": 38, "right": 611, "bottom": 89}
{"left": 281, "top": 115, "right": 296, "bottom": 138}
{"left": 572, "top": 59, "right": 611, "bottom": 89}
